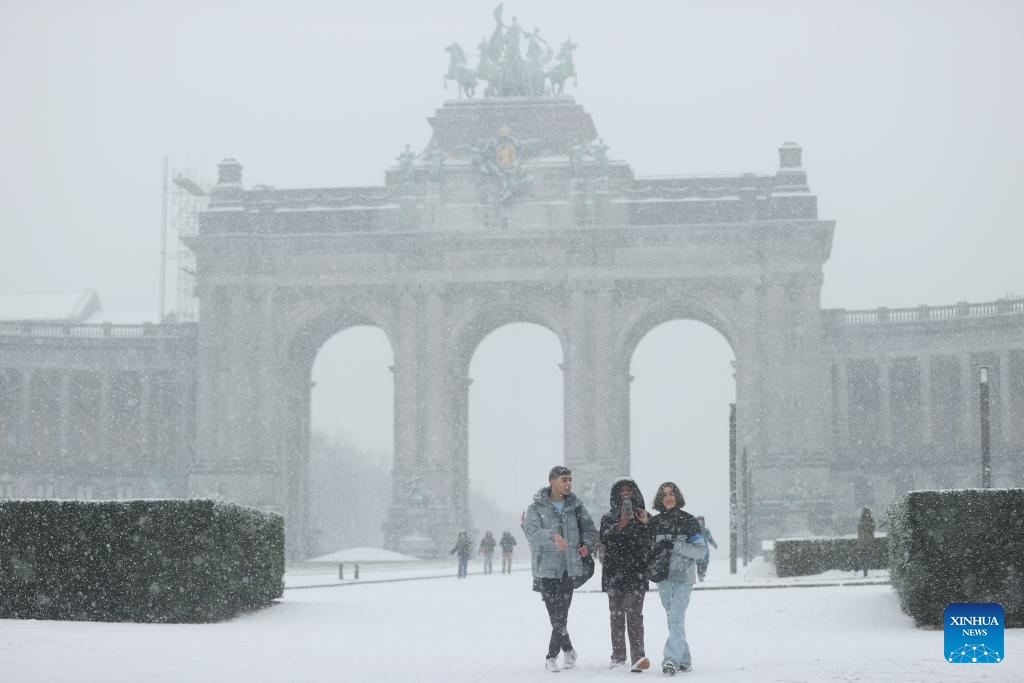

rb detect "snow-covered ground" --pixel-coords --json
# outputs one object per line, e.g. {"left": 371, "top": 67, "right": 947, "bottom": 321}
{"left": 1, "top": 559, "right": 1020, "bottom": 682}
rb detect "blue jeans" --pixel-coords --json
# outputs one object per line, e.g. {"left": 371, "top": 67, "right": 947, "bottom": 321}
{"left": 457, "top": 556, "right": 468, "bottom": 577}
{"left": 657, "top": 579, "right": 693, "bottom": 668}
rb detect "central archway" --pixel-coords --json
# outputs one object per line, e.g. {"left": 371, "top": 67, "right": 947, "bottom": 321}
{"left": 628, "top": 319, "right": 736, "bottom": 575}
{"left": 467, "top": 322, "right": 563, "bottom": 551}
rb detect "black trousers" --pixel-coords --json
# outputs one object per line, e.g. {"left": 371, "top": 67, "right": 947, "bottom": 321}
{"left": 608, "top": 589, "right": 646, "bottom": 662}
{"left": 539, "top": 573, "right": 575, "bottom": 659}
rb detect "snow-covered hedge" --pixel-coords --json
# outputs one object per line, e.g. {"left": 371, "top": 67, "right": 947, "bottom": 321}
{"left": 774, "top": 535, "right": 887, "bottom": 577}
{"left": 887, "top": 488, "right": 1024, "bottom": 627}
{"left": 0, "top": 499, "right": 284, "bottom": 623}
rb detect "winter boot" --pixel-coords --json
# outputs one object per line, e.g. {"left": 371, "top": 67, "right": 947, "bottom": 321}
{"left": 631, "top": 657, "right": 651, "bottom": 672}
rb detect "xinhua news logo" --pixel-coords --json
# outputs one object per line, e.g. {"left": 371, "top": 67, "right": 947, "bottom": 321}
{"left": 944, "top": 603, "right": 1004, "bottom": 664}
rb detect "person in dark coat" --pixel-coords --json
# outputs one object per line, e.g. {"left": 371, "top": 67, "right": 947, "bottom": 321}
{"left": 450, "top": 531, "right": 473, "bottom": 578}
{"left": 857, "top": 508, "right": 875, "bottom": 577}
{"left": 499, "top": 530, "right": 517, "bottom": 574}
{"left": 599, "top": 477, "right": 652, "bottom": 672}
{"left": 479, "top": 530, "right": 497, "bottom": 574}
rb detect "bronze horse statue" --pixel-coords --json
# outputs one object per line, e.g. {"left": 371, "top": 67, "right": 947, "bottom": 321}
{"left": 546, "top": 39, "right": 577, "bottom": 95}
{"left": 444, "top": 43, "right": 478, "bottom": 98}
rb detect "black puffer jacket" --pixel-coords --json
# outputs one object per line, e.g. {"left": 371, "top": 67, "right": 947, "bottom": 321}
{"left": 599, "top": 478, "right": 651, "bottom": 593}
{"left": 648, "top": 506, "right": 701, "bottom": 541}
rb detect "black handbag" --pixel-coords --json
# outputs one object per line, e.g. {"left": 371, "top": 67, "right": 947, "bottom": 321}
{"left": 645, "top": 535, "right": 677, "bottom": 583}
{"left": 572, "top": 505, "right": 595, "bottom": 589}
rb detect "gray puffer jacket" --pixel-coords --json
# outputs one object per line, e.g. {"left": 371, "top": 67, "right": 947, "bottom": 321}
{"left": 524, "top": 488, "right": 598, "bottom": 579}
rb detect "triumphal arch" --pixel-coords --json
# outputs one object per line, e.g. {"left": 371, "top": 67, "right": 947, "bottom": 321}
{"left": 185, "top": 15, "right": 836, "bottom": 557}
{"left": 3, "top": 10, "right": 1021, "bottom": 560}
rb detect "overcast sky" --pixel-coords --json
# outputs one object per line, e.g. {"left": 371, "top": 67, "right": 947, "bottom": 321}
{"left": 2, "top": 1, "right": 1021, "bottom": 540}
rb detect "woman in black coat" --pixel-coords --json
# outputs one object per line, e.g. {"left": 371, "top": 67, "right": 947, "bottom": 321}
{"left": 598, "top": 478, "right": 652, "bottom": 671}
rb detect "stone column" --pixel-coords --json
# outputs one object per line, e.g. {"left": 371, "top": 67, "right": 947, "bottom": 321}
{"left": 19, "top": 369, "right": 33, "bottom": 457}
{"left": 58, "top": 371, "right": 71, "bottom": 458}
{"left": 999, "top": 349, "right": 1012, "bottom": 446}
{"left": 919, "top": 355, "right": 932, "bottom": 445}
{"left": 453, "top": 374, "right": 472, "bottom": 530}
{"left": 835, "top": 359, "right": 850, "bottom": 448}
{"left": 878, "top": 357, "right": 892, "bottom": 447}
{"left": 563, "top": 284, "right": 593, "bottom": 470}
{"left": 762, "top": 279, "right": 788, "bottom": 452}
{"left": 419, "top": 284, "right": 458, "bottom": 550}
{"left": 194, "top": 285, "right": 225, "bottom": 469}
{"left": 797, "top": 275, "right": 830, "bottom": 452}
{"left": 98, "top": 370, "right": 112, "bottom": 465}
{"left": 139, "top": 371, "right": 152, "bottom": 460}
{"left": 384, "top": 288, "right": 422, "bottom": 550}
{"left": 421, "top": 285, "right": 453, "bottom": 466}
{"left": 735, "top": 285, "right": 762, "bottom": 455}
{"left": 959, "top": 352, "right": 974, "bottom": 446}
{"left": 393, "top": 288, "right": 420, "bottom": 470}
{"left": 257, "top": 288, "right": 281, "bottom": 471}
{"left": 592, "top": 286, "right": 619, "bottom": 476}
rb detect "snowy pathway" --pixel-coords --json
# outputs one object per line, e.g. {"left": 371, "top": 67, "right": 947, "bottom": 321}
{"left": 1, "top": 566, "right": 1020, "bottom": 682}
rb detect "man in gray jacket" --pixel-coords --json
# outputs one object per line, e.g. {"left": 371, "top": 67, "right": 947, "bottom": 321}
{"left": 524, "top": 465, "right": 598, "bottom": 673}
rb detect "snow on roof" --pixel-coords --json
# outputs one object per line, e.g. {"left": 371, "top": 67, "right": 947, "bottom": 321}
{"left": 83, "top": 310, "right": 159, "bottom": 325}
{"left": 305, "top": 547, "right": 420, "bottom": 563}
{"left": 0, "top": 290, "right": 101, "bottom": 322}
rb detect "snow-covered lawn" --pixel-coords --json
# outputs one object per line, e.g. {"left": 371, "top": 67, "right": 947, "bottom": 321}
{"left": 1, "top": 561, "right": 1020, "bottom": 682}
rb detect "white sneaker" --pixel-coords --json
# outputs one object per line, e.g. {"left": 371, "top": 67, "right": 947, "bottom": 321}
{"left": 609, "top": 659, "right": 627, "bottom": 670}
{"left": 545, "top": 658, "right": 561, "bottom": 672}
{"left": 563, "top": 649, "right": 577, "bottom": 669}
{"left": 631, "top": 656, "right": 651, "bottom": 672}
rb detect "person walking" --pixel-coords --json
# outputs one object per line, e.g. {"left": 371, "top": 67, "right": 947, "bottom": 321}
{"left": 450, "top": 530, "right": 473, "bottom": 579}
{"left": 648, "top": 482, "right": 706, "bottom": 675}
{"left": 479, "top": 530, "right": 497, "bottom": 575}
{"left": 599, "top": 478, "right": 652, "bottom": 672}
{"left": 857, "top": 508, "right": 875, "bottom": 578}
{"left": 524, "top": 465, "right": 597, "bottom": 673}
{"left": 694, "top": 516, "right": 718, "bottom": 582}
{"left": 500, "top": 530, "right": 517, "bottom": 574}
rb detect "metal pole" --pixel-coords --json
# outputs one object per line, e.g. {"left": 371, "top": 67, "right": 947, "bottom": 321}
{"left": 159, "top": 156, "right": 168, "bottom": 322}
{"left": 741, "top": 446, "right": 750, "bottom": 566}
{"left": 729, "top": 403, "right": 737, "bottom": 574}
{"left": 980, "top": 367, "right": 991, "bottom": 488}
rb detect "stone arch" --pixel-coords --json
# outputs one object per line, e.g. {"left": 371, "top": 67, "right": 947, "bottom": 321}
{"left": 448, "top": 294, "right": 568, "bottom": 377}
{"left": 615, "top": 294, "right": 742, "bottom": 364}
{"left": 279, "top": 296, "right": 398, "bottom": 378}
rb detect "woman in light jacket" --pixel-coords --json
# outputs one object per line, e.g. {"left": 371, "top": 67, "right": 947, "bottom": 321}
{"left": 648, "top": 482, "right": 707, "bottom": 675}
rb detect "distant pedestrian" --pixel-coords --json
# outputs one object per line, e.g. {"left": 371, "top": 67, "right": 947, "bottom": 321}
{"left": 500, "top": 530, "right": 517, "bottom": 574}
{"left": 857, "top": 508, "right": 875, "bottom": 578}
{"left": 648, "top": 482, "right": 705, "bottom": 675}
{"left": 524, "top": 465, "right": 597, "bottom": 673}
{"left": 479, "top": 530, "right": 497, "bottom": 574}
{"left": 450, "top": 530, "right": 473, "bottom": 579}
{"left": 599, "top": 478, "right": 651, "bottom": 672}
{"left": 694, "top": 516, "right": 718, "bottom": 582}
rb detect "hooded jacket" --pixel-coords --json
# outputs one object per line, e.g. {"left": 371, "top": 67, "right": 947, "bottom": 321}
{"left": 598, "top": 477, "right": 652, "bottom": 593}
{"left": 524, "top": 487, "right": 598, "bottom": 579}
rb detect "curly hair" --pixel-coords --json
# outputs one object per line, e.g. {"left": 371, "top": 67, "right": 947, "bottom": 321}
{"left": 652, "top": 481, "right": 686, "bottom": 512}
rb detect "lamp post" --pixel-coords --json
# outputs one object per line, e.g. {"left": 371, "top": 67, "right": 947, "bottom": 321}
{"left": 979, "top": 366, "right": 992, "bottom": 488}
{"left": 729, "top": 403, "right": 737, "bottom": 574}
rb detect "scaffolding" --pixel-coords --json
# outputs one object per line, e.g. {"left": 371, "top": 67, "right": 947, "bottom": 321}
{"left": 160, "top": 155, "right": 208, "bottom": 323}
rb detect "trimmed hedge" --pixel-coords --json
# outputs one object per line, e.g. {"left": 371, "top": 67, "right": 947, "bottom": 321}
{"left": 887, "top": 488, "right": 1024, "bottom": 627}
{"left": 0, "top": 499, "right": 284, "bottom": 623}
{"left": 774, "top": 535, "right": 888, "bottom": 578}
